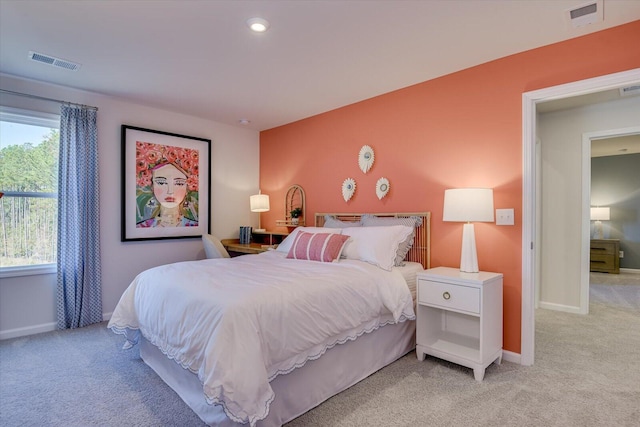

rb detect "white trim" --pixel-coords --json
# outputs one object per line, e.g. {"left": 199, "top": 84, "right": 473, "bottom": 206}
{"left": 620, "top": 268, "right": 640, "bottom": 274}
{"left": 501, "top": 349, "right": 521, "bottom": 365}
{"left": 0, "top": 321, "right": 57, "bottom": 340}
{"left": 0, "top": 263, "right": 56, "bottom": 278}
{"left": 581, "top": 131, "right": 593, "bottom": 315}
{"left": 0, "top": 105, "right": 59, "bottom": 128}
{"left": 522, "top": 90, "right": 537, "bottom": 367}
{"left": 0, "top": 312, "right": 113, "bottom": 340}
{"left": 522, "top": 68, "right": 640, "bottom": 367}
{"left": 538, "top": 301, "right": 583, "bottom": 314}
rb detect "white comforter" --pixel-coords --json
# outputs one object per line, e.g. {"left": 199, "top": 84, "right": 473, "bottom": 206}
{"left": 108, "top": 250, "right": 415, "bottom": 426}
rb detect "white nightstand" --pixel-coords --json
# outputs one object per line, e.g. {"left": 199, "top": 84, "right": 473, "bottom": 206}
{"left": 416, "top": 266, "right": 503, "bottom": 382}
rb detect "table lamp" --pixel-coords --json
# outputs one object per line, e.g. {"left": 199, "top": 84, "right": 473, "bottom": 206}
{"left": 250, "top": 191, "right": 270, "bottom": 232}
{"left": 443, "top": 188, "right": 494, "bottom": 273}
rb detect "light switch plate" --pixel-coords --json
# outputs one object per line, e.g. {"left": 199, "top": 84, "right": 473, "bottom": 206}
{"left": 496, "top": 208, "right": 514, "bottom": 226}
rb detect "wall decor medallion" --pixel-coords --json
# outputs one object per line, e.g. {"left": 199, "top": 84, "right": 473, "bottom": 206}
{"left": 358, "top": 145, "right": 375, "bottom": 174}
{"left": 376, "top": 177, "right": 390, "bottom": 200}
{"left": 342, "top": 178, "right": 356, "bottom": 202}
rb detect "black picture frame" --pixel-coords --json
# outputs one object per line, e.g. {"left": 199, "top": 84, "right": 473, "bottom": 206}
{"left": 121, "top": 125, "right": 211, "bottom": 241}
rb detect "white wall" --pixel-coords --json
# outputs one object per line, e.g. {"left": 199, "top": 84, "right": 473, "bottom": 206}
{"left": 0, "top": 74, "right": 260, "bottom": 339}
{"left": 538, "top": 95, "right": 640, "bottom": 311}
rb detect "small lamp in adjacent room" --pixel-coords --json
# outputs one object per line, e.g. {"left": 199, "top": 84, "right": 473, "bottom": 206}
{"left": 590, "top": 206, "right": 610, "bottom": 240}
{"left": 443, "top": 188, "right": 494, "bottom": 273}
{"left": 250, "top": 191, "right": 270, "bottom": 232}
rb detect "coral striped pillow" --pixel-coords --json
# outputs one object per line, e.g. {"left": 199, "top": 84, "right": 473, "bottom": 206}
{"left": 286, "top": 232, "right": 350, "bottom": 263}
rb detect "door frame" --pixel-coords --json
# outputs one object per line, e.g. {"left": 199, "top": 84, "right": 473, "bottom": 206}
{"left": 521, "top": 68, "right": 640, "bottom": 366}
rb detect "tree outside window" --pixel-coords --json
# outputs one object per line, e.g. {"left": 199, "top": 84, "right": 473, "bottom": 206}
{"left": 0, "top": 108, "right": 59, "bottom": 269}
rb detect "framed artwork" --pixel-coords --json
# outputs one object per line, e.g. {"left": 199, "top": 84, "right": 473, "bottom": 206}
{"left": 121, "top": 125, "right": 211, "bottom": 241}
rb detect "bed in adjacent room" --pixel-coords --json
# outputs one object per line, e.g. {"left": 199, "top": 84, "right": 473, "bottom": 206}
{"left": 108, "top": 212, "right": 430, "bottom": 426}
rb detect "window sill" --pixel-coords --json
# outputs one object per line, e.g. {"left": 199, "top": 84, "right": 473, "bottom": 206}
{"left": 0, "top": 264, "right": 56, "bottom": 279}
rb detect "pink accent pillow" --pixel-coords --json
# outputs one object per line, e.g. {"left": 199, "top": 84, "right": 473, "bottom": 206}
{"left": 286, "top": 232, "right": 350, "bottom": 263}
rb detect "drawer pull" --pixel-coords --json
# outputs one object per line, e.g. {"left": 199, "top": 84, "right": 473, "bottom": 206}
{"left": 442, "top": 291, "right": 451, "bottom": 300}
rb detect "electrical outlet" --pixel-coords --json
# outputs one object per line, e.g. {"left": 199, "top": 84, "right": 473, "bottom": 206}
{"left": 496, "top": 209, "right": 514, "bottom": 226}
{"left": 619, "top": 251, "right": 624, "bottom": 258}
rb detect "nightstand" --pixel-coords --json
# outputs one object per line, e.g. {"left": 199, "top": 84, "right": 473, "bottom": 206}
{"left": 590, "top": 239, "right": 620, "bottom": 274}
{"left": 416, "top": 267, "right": 503, "bottom": 382}
{"left": 221, "top": 239, "right": 269, "bottom": 256}
{"left": 221, "top": 231, "right": 289, "bottom": 257}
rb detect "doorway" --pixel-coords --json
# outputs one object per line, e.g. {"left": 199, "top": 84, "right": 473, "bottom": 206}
{"left": 584, "top": 128, "right": 640, "bottom": 308}
{"left": 521, "top": 68, "right": 640, "bottom": 366}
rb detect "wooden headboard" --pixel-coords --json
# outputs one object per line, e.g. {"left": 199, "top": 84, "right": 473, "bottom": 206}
{"left": 315, "top": 212, "right": 431, "bottom": 269}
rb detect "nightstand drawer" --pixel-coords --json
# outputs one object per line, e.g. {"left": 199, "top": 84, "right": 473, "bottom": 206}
{"left": 418, "top": 280, "right": 480, "bottom": 314}
{"left": 590, "top": 255, "right": 615, "bottom": 269}
{"left": 590, "top": 242, "right": 616, "bottom": 255}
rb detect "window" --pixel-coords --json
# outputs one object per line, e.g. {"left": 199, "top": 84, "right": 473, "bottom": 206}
{"left": 0, "top": 107, "right": 59, "bottom": 275}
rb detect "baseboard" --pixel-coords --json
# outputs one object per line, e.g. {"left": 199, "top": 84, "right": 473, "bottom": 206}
{"left": 502, "top": 349, "right": 521, "bottom": 365}
{"left": 0, "top": 321, "right": 57, "bottom": 340}
{"left": 538, "top": 301, "right": 583, "bottom": 314}
{"left": 1, "top": 311, "right": 114, "bottom": 340}
{"left": 620, "top": 268, "right": 640, "bottom": 274}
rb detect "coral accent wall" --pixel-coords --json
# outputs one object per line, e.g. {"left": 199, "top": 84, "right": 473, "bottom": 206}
{"left": 259, "top": 21, "right": 640, "bottom": 354}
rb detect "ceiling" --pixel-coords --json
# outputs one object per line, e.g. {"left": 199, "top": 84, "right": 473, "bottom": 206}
{"left": 592, "top": 134, "right": 640, "bottom": 157}
{"left": 1, "top": 1, "right": 640, "bottom": 131}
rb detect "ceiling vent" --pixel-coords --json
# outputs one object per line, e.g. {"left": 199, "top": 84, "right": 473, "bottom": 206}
{"left": 565, "top": 0, "right": 603, "bottom": 28}
{"left": 28, "top": 51, "right": 81, "bottom": 71}
{"left": 619, "top": 85, "right": 640, "bottom": 97}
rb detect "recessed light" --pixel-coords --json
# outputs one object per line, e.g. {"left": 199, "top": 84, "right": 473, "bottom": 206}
{"left": 246, "top": 17, "right": 270, "bottom": 33}
{"left": 239, "top": 119, "right": 251, "bottom": 125}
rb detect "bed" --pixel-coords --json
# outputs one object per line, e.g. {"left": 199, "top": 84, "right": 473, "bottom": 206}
{"left": 108, "top": 212, "right": 430, "bottom": 426}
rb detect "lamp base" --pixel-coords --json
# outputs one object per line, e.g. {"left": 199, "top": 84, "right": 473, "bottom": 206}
{"left": 460, "top": 223, "right": 479, "bottom": 273}
{"left": 593, "top": 221, "right": 604, "bottom": 240}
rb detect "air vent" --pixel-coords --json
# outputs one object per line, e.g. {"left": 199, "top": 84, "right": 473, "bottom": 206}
{"left": 28, "top": 51, "right": 81, "bottom": 71}
{"left": 619, "top": 85, "right": 640, "bottom": 97}
{"left": 565, "top": 0, "right": 603, "bottom": 28}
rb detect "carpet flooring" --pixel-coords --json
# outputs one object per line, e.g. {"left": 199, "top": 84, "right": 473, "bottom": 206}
{"left": 1, "top": 272, "right": 638, "bottom": 426}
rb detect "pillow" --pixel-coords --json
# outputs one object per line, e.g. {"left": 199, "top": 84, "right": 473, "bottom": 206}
{"left": 323, "top": 215, "right": 362, "bottom": 228}
{"left": 276, "top": 227, "right": 342, "bottom": 253}
{"left": 286, "top": 232, "right": 350, "bottom": 263}
{"left": 341, "top": 225, "right": 414, "bottom": 271}
{"left": 361, "top": 215, "right": 423, "bottom": 266}
{"left": 202, "top": 234, "right": 230, "bottom": 259}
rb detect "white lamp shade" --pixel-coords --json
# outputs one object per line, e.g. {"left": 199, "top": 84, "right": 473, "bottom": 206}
{"left": 590, "top": 207, "right": 610, "bottom": 221}
{"left": 250, "top": 194, "right": 270, "bottom": 212}
{"left": 443, "top": 188, "right": 494, "bottom": 223}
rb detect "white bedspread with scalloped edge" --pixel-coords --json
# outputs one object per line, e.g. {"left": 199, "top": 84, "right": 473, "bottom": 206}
{"left": 108, "top": 250, "right": 415, "bottom": 427}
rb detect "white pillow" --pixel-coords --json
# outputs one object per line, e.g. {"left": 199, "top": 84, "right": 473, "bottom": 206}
{"left": 361, "top": 215, "right": 422, "bottom": 266}
{"left": 276, "top": 227, "right": 342, "bottom": 253}
{"left": 323, "top": 215, "right": 362, "bottom": 228}
{"left": 341, "top": 225, "right": 414, "bottom": 271}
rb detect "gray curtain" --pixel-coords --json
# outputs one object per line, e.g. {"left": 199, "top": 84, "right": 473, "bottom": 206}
{"left": 56, "top": 105, "right": 102, "bottom": 329}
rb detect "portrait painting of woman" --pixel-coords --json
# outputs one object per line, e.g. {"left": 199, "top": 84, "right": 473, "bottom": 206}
{"left": 134, "top": 141, "right": 199, "bottom": 228}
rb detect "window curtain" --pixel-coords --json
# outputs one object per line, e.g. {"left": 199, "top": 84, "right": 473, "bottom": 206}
{"left": 56, "top": 105, "right": 102, "bottom": 329}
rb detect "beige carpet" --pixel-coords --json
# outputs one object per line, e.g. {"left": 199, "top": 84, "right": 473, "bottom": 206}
{"left": 1, "top": 273, "right": 637, "bottom": 426}
{"left": 286, "top": 272, "right": 640, "bottom": 427}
